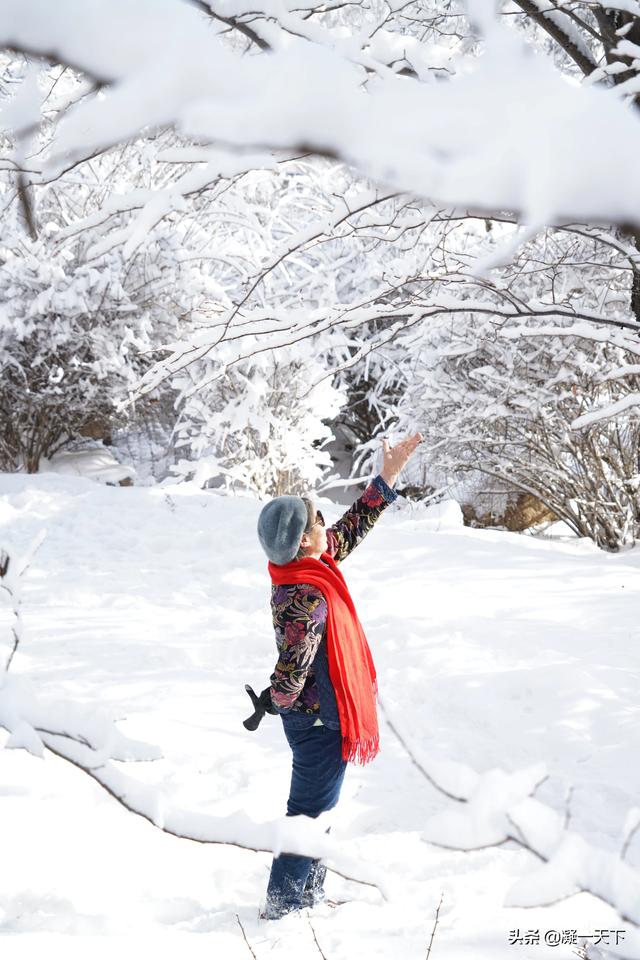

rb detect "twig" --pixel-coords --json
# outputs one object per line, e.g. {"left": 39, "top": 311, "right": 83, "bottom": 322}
{"left": 622, "top": 811, "right": 640, "bottom": 862}
{"left": 504, "top": 812, "right": 542, "bottom": 859}
{"left": 1, "top": 593, "right": 21, "bottom": 673}
{"left": 425, "top": 892, "right": 444, "bottom": 959}
{"left": 1, "top": 532, "right": 47, "bottom": 672}
{"left": 564, "top": 785, "right": 574, "bottom": 831}
{"left": 34, "top": 726, "right": 95, "bottom": 749}
{"left": 379, "top": 699, "right": 467, "bottom": 802}
{"left": 308, "top": 917, "right": 329, "bottom": 960}
{"left": 0, "top": 553, "right": 21, "bottom": 673}
{"left": 235, "top": 914, "right": 259, "bottom": 960}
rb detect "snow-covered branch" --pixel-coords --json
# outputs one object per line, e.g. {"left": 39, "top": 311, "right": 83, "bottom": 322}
{"left": 132, "top": 289, "right": 640, "bottom": 403}
{"left": 570, "top": 391, "right": 640, "bottom": 428}
{"left": 0, "top": 535, "right": 383, "bottom": 891}
{"left": 0, "top": 531, "right": 46, "bottom": 673}
{"left": 0, "top": 671, "right": 386, "bottom": 893}
{"left": 58, "top": 148, "right": 292, "bottom": 260}
{"left": 3, "top": 0, "right": 640, "bottom": 227}
{"left": 382, "top": 701, "right": 640, "bottom": 957}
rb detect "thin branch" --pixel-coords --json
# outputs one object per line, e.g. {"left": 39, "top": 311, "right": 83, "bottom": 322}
{"left": 622, "top": 813, "right": 640, "bottom": 862}
{"left": 2, "top": 44, "right": 111, "bottom": 86}
{"left": 379, "top": 697, "right": 467, "bottom": 802}
{"left": 1, "top": 534, "right": 46, "bottom": 673}
{"left": 33, "top": 726, "right": 95, "bottom": 750}
{"left": 564, "top": 784, "right": 574, "bottom": 831}
{"left": 308, "top": 917, "right": 329, "bottom": 959}
{"left": 0, "top": 588, "right": 21, "bottom": 673}
{"left": 17, "top": 172, "right": 37, "bottom": 239}
{"left": 235, "top": 914, "right": 259, "bottom": 959}
{"left": 426, "top": 892, "right": 444, "bottom": 960}
{"left": 186, "top": 0, "right": 272, "bottom": 50}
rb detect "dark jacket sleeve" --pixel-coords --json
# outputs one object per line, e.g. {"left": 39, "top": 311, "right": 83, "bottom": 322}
{"left": 269, "top": 584, "right": 328, "bottom": 712}
{"left": 326, "top": 474, "right": 397, "bottom": 565}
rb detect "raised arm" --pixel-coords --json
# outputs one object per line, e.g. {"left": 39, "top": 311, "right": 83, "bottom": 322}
{"left": 326, "top": 431, "right": 424, "bottom": 564}
{"left": 325, "top": 475, "right": 397, "bottom": 565}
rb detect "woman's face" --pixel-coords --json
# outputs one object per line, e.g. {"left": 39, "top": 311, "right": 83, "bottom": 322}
{"left": 299, "top": 510, "right": 327, "bottom": 558}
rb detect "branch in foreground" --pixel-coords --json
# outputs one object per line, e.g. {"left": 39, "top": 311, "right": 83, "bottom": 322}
{"left": 379, "top": 698, "right": 640, "bottom": 958}
{"left": 425, "top": 892, "right": 444, "bottom": 960}
{"left": 39, "top": 730, "right": 388, "bottom": 895}
{"left": 0, "top": 672, "right": 386, "bottom": 896}
{"left": 0, "top": 530, "right": 47, "bottom": 673}
{"left": 236, "top": 914, "right": 259, "bottom": 958}
{"left": 308, "top": 917, "right": 329, "bottom": 959}
{"left": 4, "top": 1, "right": 640, "bottom": 228}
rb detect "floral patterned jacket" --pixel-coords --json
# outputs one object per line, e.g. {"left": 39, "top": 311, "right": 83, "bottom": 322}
{"left": 268, "top": 475, "right": 397, "bottom": 725}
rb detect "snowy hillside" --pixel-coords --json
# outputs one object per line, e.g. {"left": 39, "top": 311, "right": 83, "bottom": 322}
{"left": 2, "top": 474, "right": 640, "bottom": 960}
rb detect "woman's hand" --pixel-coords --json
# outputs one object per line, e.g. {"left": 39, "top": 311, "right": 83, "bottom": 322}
{"left": 379, "top": 432, "right": 424, "bottom": 489}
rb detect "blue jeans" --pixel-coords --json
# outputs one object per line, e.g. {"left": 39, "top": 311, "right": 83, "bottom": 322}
{"left": 264, "top": 716, "right": 347, "bottom": 919}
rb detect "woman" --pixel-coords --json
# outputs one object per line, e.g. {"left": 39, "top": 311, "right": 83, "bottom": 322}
{"left": 256, "top": 433, "right": 423, "bottom": 919}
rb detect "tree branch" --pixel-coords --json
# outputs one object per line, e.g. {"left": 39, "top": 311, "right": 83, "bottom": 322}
{"left": 17, "top": 172, "right": 37, "bottom": 239}
{"left": 36, "top": 730, "right": 386, "bottom": 894}
{"left": 425, "top": 892, "right": 444, "bottom": 959}
{"left": 186, "top": 0, "right": 272, "bottom": 50}
{"left": 511, "top": 0, "right": 599, "bottom": 76}
{"left": 378, "top": 699, "right": 640, "bottom": 932}
{"left": 0, "top": 532, "right": 46, "bottom": 673}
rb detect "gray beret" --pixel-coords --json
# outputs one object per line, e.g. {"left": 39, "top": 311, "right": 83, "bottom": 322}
{"left": 257, "top": 496, "right": 310, "bottom": 565}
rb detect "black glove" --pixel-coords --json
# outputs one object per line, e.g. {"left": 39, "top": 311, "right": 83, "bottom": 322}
{"left": 243, "top": 684, "right": 277, "bottom": 731}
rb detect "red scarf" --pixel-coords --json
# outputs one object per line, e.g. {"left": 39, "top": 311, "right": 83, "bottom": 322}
{"left": 268, "top": 552, "right": 379, "bottom": 765}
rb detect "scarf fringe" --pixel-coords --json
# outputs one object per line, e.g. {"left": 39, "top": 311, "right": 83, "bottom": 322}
{"left": 342, "top": 733, "right": 380, "bottom": 766}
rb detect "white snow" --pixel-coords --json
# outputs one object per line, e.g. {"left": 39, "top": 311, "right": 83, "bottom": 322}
{"left": 2, "top": 473, "right": 640, "bottom": 958}
{"left": 5, "top": 0, "right": 640, "bottom": 225}
{"left": 39, "top": 447, "right": 135, "bottom": 485}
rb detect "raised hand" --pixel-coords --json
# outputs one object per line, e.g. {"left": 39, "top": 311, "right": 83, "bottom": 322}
{"left": 380, "top": 432, "right": 424, "bottom": 488}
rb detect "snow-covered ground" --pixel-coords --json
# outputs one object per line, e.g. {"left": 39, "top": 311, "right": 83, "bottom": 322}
{"left": 1, "top": 473, "right": 640, "bottom": 960}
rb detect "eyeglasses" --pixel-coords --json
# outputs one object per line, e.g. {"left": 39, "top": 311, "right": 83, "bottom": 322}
{"left": 305, "top": 509, "right": 324, "bottom": 532}
{"left": 302, "top": 497, "right": 325, "bottom": 533}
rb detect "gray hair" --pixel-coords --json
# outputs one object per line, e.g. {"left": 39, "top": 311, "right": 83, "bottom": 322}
{"left": 293, "top": 497, "right": 316, "bottom": 560}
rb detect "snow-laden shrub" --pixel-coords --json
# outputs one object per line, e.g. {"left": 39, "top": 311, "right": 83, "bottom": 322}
{"left": 170, "top": 345, "right": 345, "bottom": 497}
{"left": 0, "top": 229, "right": 193, "bottom": 472}
{"left": 389, "top": 315, "right": 640, "bottom": 551}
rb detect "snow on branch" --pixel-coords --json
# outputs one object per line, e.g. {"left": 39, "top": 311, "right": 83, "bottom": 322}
{"left": 43, "top": 727, "right": 387, "bottom": 893}
{"left": 498, "top": 321, "right": 640, "bottom": 428}
{"left": 0, "top": 530, "right": 46, "bottom": 673}
{"left": 132, "top": 289, "right": 640, "bottom": 403}
{"left": 0, "top": 671, "right": 386, "bottom": 894}
{"left": 0, "top": 541, "right": 385, "bottom": 893}
{"left": 570, "top": 392, "right": 640, "bottom": 429}
{"left": 3, "top": 0, "right": 640, "bottom": 226}
{"left": 381, "top": 699, "right": 640, "bottom": 957}
{"left": 500, "top": 321, "right": 640, "bottom": 356}
{"left": 512, "top": 0, "right": 598, "bottom": 77}
{"left": 57, "top": 148, "right": 289, "bottom": 260}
